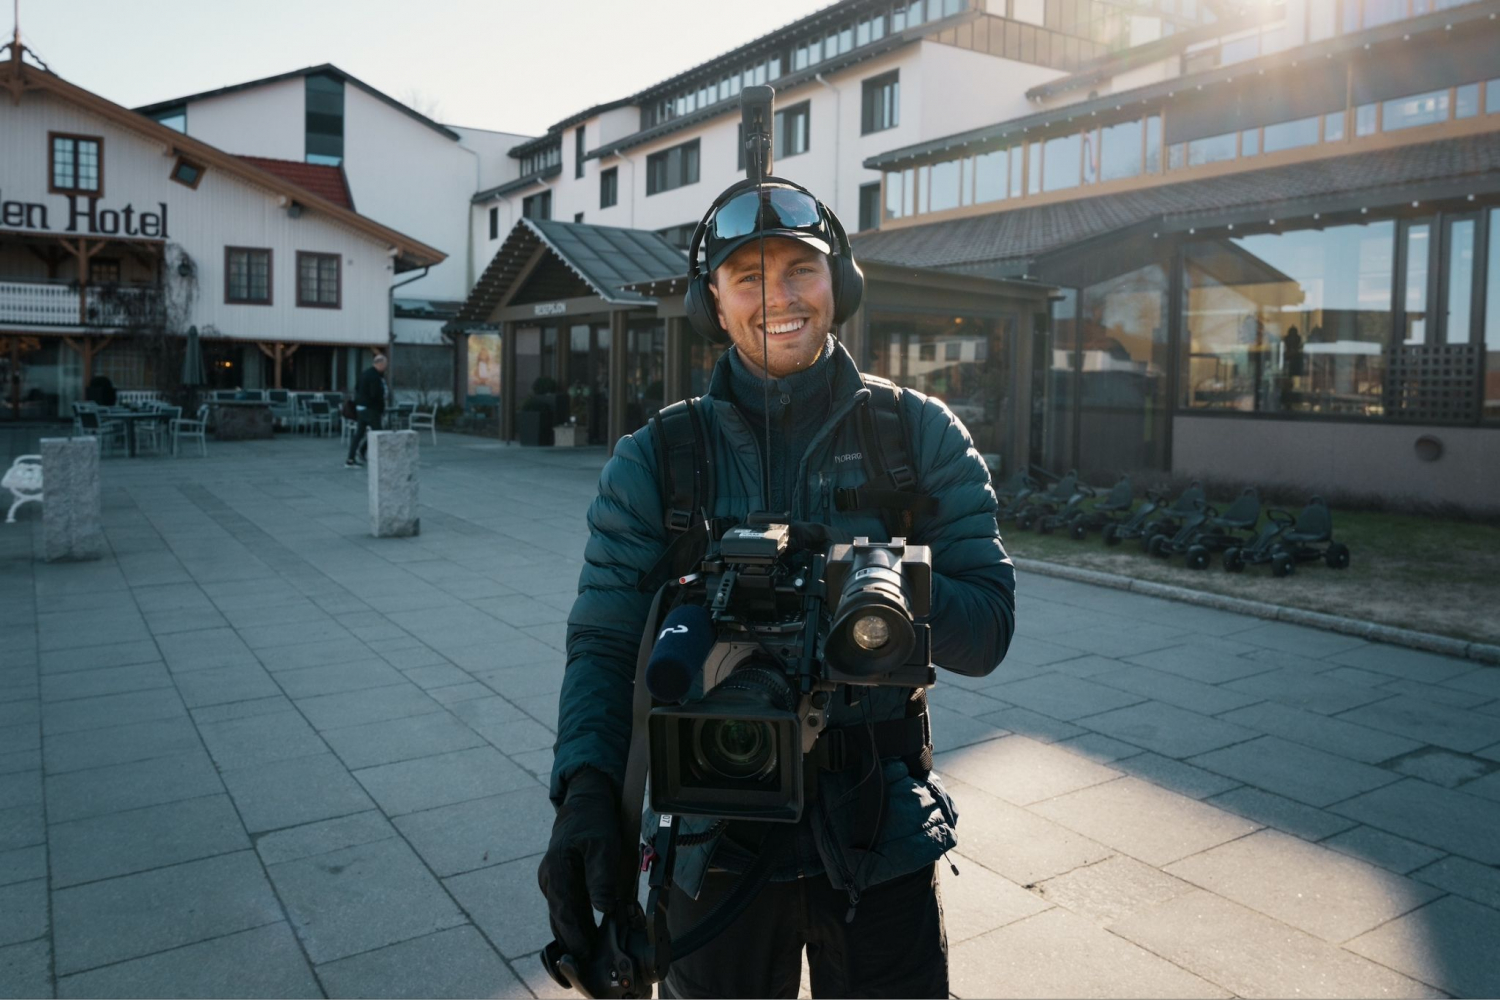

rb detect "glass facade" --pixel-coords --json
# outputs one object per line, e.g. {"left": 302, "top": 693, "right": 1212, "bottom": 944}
{"left": 1487, "top": 208, "right": 1500, "bottom": 419}
{"left": 626, "top": 320, "right": 666, "bottom": 433}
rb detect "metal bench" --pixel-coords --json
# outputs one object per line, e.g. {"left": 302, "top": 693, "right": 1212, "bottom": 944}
{"left": 3, "top": 454, "right": 42, "bottom": 523}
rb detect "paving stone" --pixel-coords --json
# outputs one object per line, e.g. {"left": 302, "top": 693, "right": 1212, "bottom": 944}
{"left": 43, "top": 716, "right": 201, "bottom": 775}
{"left": 0, "top": 938, "right": 50, "bottom": 999}
{"left": 266, "top": 836, "right": 466, "bottom": 965}
{"left": 172, "top": 663, "right": 284, "bottom": 709}
{"left": 0, "top": 878, "right": 46, "bottom": 946}
{"left": 0, "top": 770, "right": 40, "bottom": 811}
{"left": 1189, "top": 735, "right": 1400, "bottom": 807}
{"left": 56, "top": 921, "right": 320, "bottom": 999}
{"left": 0, "top": 844, "right": 45, "bottom": 887}
{"left": 398, "top": 663, "right": 473, "bottom": 690}
{"left": 1224, "top": 665, "right": 1396, "bottom": 715}
{"left": 321, "top": 710, "right": 488, "bottom": 770}
{"left": 1091, "top": 663, "right": 1262, "bottom": 716}
{"left": 1044, "top": 654, "right": 1135, "bottom": 678}
{"left": 938, "top": 853, "right": 1053, "bottom": 944}
{"left": 352, "top": 746, "right": 533, "bottom": 816}
{"left": 377, "top": 645, "right": 453, "bottom": 671}
{"left": 1347, "top": 895, "right": 1500, "bottom": 998}
{"left": 392, "top": 784, "right": 553, "bottom": 877}
{"left": 0, "top": 750, "right": 38, "bottom": 777}
{"left": 1338, "top": 697, "right": 1500, "bottom": 753}
{"left": 1113, "top": 889, "right": 1442, "bottom": 999}
{"left": 1456, "top": 766, "right": 1500, "bottom": 802}
{"left": 1230, "top": 622, "right": 1370, "bottom": 659}
{"left": 294, "top": 683, "right": 443, "bottom": 732}
{"left": 510, "top": 747, "right": 553, "bottom": 780}
{"left": 449, "top": 696, "right": 556, "bottom": 755}
{"left": 273, "top": 660, "right": 408, "bottom": 699}
{"left": 1033, "top": 853, "right": 1195, "bottom": 927}
{"left": 237, "top": 618, "right": 359, "bottom": 651}
{"left": 1122, "top": 636, "right": 1276, "bottom": 685}
{"left": 428, "top": 682, "right": 495, "bottom": 705}
{"left": 1079, "top": 701, "right": 1258, "bottom": 759}
{"left": 1165, "top": 828, "right": 1441, "bottom": 943}
{"left": 221, "top": 752, "right": 374, "bottom": 834}
{"left": 997, "top": 635, "right": 1089, "bottom": 668}
{"left": 1385, "top": 746, "right": 1498, "bottom": 788}
{"left": 1442, "top": 667, "right": 1500, "bottom": 699}
{"left": 950, "top": 906, "right": 1229, "bottom": 999}
{"left": 934, "top": 735, "right": 1120, "bottom": 806}
{"left": 50, "top": 793, "right": 249, "bottom": 888}
{"left": 514, "top": 692, "right": 558, "bottom": 731}
{"left": 1111, "top": 752, "right": 1243, "bottom": 799}
{"left": 0, "top": 724, "right": 37, "bottom": 757}
{"left": 986, "top": 672, "right": 1146, "bottom": 722}
{"left": 40, "top": 688, "right": 187, "bottom": 737}
{"left": 190, "top": 694, "right": 294, "bottom": 725}
{"left": 1326, "top": 643, "right": 1475, "bottom": 683}
{"left": 315, "top": 924, "right": 522, "bottom": 999}
{"left": 933, "top": 776, "right": 1112, "bottom": 886}
{"left": 253, "top": 809, "right": 398, "bottom": 867}
{"left": 1376, "top": 677, "right": 1496, "bottom": 709}
{"left": 1034, "top": 776, "right": 1260, "bottom": 866}
{"left": 1053, "top": 732, "right": 1143, "bottom": 764}
{"left": 1332, "top": 778, "right": 1500, "bottom": 863}
{"left": 198, "top": 709, "right": 328, "bottom": 771}
{"left": 39, "top": 662, "right": 174, "bottom": 704}
{"left": 443, "top": 854, "right": 554, "bottom": 959}
{"left": 154, "top": 627, "right": 260, "bottom": 673}
{"left": 1322, "top": 825, "right": 1446, "bottom": 876}
{"left": 45, "top": 750, "right": 223, "bottom": 823}
{"left": 51, "top": 850, "right": 283, "bottom": 975}
{"left": 1220, "top": 701, "right": 1421, "bottom": 764}
{"left": 1207, "top": 787, "right": 1357, "bottom": 841}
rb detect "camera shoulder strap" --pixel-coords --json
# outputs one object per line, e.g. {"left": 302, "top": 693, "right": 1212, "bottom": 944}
{"left": 650, "top": 398, "right": 712, "bottom": 537}
{"left": 835, "top": 377, "right": 938, "bottom": 536}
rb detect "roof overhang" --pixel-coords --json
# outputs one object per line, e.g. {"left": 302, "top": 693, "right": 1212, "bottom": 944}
{"left": 472, "top": 165, "right": 562, "bottom": 203}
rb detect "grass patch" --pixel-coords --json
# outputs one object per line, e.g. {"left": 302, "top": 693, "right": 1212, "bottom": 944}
{"left": 1003, "top": 505, "right": 1500, "bottom": 645}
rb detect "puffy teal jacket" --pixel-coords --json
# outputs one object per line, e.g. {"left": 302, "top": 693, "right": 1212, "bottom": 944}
{"left": 552, "top": 341, "right": 1015, "bottom": 900}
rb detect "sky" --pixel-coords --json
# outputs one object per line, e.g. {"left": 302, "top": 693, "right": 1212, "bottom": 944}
{"left": 12, "top": 0, "right": 835, "bottom": 137}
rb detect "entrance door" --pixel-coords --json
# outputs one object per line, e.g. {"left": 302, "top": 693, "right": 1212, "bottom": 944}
{"left": 566, "top": 323, "right": 611, "bottom": 445}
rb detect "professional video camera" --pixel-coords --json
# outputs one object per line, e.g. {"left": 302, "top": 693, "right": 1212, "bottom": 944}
{"left": 646, "top": 517, "right": 934, "bottom": 823}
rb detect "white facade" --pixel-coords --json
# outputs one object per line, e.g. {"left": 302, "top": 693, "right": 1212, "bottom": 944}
{"left": 0, "top": 71, "right": 441, "bottom": 352}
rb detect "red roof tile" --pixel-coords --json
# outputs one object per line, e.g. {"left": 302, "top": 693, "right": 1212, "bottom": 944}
{"left": 236, "top": 156, "right": 355, "bottom": 211}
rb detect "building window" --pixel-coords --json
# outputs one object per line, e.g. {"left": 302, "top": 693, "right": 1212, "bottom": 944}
{"left": 522, "top": 190, "right": 552, "bottom": 220}
{"left": 656, "top": 222, "right": 697, "bottom": 250}
{"left": 646, "top": 139, "right": 700, "bottom": 196}
{"left": 49, "top": 133, "right": 103, "bottom": 195}
{"left": 775, "top": 102, "right": 810, "bottom": 159}
{"left": 305, "top": 72, "right": 345, "bottom": 166}
{"left": 90, "top": 259, "right": 121, "bottom": 285}
{"left": 861, "top": 72, "right": 900, "bottom": 134}
{"left": 148, "top": 105, "right": 186, "bottom": 133}
{"left": 225, "top": 247, "right": 272, "bottom": 305}
{"left": 574, "top": 211, "right": 585, "bottom": 223}
{"left": 858, "top": 182, "right": 881, "bottom": 232}
{"left": 575, "top": 126, "right": 586, "bottom": 179}
{"left": 600, "top": 166, "right": 618, "bottom": 208}
{"left": 520, "top": 143, "right": 562, "bottom": 176}
{"left": 1485, "top": 207, "right": 1500, "bottom": 420}
{"left": 296, "top": 252, "right": 340, "bottom": 309}
{"left": 170, "top": 156, "right": 205, "bottom": 189}
{"left": 489, "top": 206, "right": 499, "bottom": 240}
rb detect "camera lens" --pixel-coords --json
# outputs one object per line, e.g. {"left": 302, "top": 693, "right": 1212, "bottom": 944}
{"left": 851, "top": 614, "right": 890, "bottom": 650}
{"left": 693, "top": 719, "right": 778, "bottom": 780}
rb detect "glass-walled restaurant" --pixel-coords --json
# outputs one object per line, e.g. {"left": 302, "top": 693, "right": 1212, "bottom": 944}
{"left": 1036, "top": 203, "right": 1500, "bottom": 480}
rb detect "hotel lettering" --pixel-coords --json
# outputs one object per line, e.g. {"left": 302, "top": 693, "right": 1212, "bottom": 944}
{"left": 0, "top": 191, "right": 169, "bottom": 238}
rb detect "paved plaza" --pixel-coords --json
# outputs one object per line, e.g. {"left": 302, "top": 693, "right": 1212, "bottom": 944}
{"left": 2, "top": 431, "right": 1499, "bottom": 998}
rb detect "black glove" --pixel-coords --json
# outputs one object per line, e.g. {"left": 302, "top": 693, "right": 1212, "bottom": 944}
{"left": 537, "top": 767, "right": 622, "bottom": 961}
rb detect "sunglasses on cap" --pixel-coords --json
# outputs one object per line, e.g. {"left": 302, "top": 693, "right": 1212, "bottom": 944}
{"left": 704, "top": 186, "right": 834, "bottom": 271}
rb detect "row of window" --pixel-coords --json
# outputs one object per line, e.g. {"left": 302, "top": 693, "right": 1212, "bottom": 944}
{"left": 223, "top": 248, "right": 341, "bottom": 308}
{"left": 639, "top": 0, "right": 958, "bottom": 129}
{"left": 886, "top": 75, "right": 1500, "bottom": 223}
{"left": 519, "top": 143, "right": 562, "bottom": 177}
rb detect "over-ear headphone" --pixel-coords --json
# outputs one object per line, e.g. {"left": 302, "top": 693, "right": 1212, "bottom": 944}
{"left": 682, "top": 176, "right": 864, "bottom": 344}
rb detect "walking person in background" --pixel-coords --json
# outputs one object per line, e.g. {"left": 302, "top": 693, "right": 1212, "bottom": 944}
{"left": 345, "top": 353, "right": 388, "bottom": 467}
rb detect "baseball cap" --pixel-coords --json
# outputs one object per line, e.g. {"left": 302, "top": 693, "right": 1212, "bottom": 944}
{"left": 704, "top": 183, "right": 834, "bottom": 273}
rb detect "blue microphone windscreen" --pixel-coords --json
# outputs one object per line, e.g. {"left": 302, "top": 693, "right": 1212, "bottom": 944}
{"left": 646, "top": 604, "right": 715, "bottom": 704}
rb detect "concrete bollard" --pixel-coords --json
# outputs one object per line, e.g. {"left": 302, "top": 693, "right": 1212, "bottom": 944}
{"left": 41, "top": 437, "right": 104, "bottom": 562}
{"left": 369, "top": 430, "right": 420, "bottom": 537}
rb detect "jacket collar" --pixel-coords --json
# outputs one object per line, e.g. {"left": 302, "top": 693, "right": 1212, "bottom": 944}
{"left": 705, "top": 336, "right": 865, "bottom": 405}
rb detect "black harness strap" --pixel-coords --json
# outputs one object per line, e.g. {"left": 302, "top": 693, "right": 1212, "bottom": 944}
{"left": 651, "top": 399, "right": 709, "bottom": 536}
{"left": 836, "top": 379, "right": 938, "bottom": 536}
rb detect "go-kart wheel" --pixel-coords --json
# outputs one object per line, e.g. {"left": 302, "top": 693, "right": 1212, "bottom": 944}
{"left": 1186, "top": 546, "right": 1209, "bottom": 571}
{"left": 1148, "top": 534, "right": 1169, "bottom": 558}
{"left": 1141, "top": 524, "right": 1162, "bottom": 553}
{"left": 1101, "top": 524, "right": 1120, "bottom": 546}
{"left": 1271, "top": 552, "right": 1294, "bottom": 578}
{"left": 1223, "top": 547, "right": 1245, "bottom": 573}
{"left": 1071, "top": 521, "right": 1089, "bottom": 541}
{"left": 1325, "top": 543, "right": 1350, "bottom": 570}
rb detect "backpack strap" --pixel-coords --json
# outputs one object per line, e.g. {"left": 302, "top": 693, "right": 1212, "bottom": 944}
{"left": 834, "top": 377, "right": 938, "bottom": 536}
{"left": 649, "top": 399, "right": 712, "bottom": 536}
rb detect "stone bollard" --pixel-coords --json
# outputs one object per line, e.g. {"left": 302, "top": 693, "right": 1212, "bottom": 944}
{"left": 369, "top": 430, "right": 419, "bottom": 537}
{"left": 41, "top": 437, "right": 104, "bottom": 562}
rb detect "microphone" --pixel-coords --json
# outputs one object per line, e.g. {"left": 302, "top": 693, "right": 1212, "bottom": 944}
{"left": 646, "top": 604, "right": 715, "bottom": 704}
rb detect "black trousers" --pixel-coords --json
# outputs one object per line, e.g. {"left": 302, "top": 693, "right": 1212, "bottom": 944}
{"left": 660, "top": 863, "right": 947, "bottom": 999}
{"left": 346, "top": 413, "right": 379, "bottom": 461}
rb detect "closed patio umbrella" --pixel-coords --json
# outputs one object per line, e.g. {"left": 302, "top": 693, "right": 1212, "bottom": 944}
{"left": 181, "top": 325, "right": 204, "bottom": 418}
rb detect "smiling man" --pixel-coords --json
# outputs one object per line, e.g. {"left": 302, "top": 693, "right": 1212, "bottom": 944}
{"left": 540, "top": 179, "right": 1017, "bottom": 998}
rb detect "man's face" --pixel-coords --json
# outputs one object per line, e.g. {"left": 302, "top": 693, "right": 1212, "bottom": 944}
{"left": 374, "top": 357, "right": 388, "bottom": 372}
{"left": 711, "top": 237, "right": 834, "bottom": 379}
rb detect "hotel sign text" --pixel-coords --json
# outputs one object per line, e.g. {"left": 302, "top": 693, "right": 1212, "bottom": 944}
{"left": 0, "top": 192, "right": 171, "bottom": 239}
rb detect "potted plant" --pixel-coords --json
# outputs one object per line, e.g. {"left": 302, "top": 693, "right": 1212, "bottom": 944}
{"left": 518, "top": 377, "right": 560, "bottom": 446}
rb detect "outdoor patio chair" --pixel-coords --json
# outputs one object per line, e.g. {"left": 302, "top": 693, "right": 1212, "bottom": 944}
{"left": 77, "top": 408, "right": 126, "bottom": 457}
{"left": 3, "top": 455, "right": 42, "bottom": 523}
{"left": 306, "top": 399, "right": 333, "bottom": 437}
{"left": 408, "top": 404, "right": 437, "bottom": 446}
{"left": 340, "top": 415, "right": 357, "bottom": 447}
{"left": 172, "top": 404, "right": 209, "bottom": 457}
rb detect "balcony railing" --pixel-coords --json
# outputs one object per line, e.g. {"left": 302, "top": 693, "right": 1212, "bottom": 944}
{"left": 0, "top": 280, "right": 165, "bottom": 329}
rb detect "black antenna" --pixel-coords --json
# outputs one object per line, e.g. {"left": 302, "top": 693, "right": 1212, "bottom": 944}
{"left": 740, "top": 86, "right": 776, "bottom": 512}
